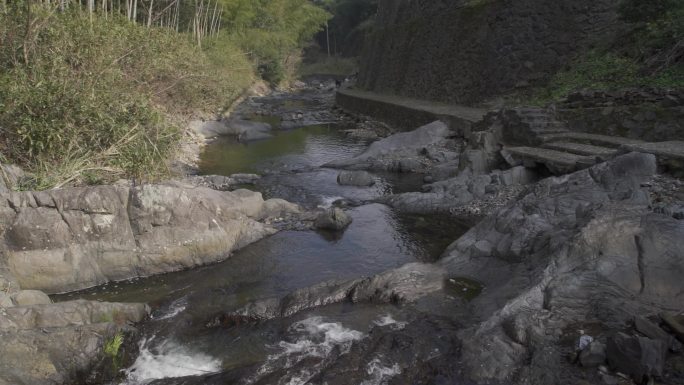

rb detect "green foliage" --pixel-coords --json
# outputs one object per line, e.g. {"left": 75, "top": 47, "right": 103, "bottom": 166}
{"left": 618, "top": 0, "right": 684, "bottom": 56}
{"left": 221, "top": 0, "right": 331, "bottom": 85}
{"left": 0, "top": 7, "right": 254, "bottom": 189}
{"left": 104, "top": 332, "right": 124, "bottom": 358}
{"left": 618, "top": 0, "right": 679, "bottom": 24}
{"left": 299, "top": 56, "right": 358, "bottom": 76}
{"left": 523, "top": 52, "right": 684, "bottom": 105}
{"left": 104, "top": 332, "right": 124, "bottom": 370}
{"left": 312, "top": 0, "right": 377, "bottom": 56}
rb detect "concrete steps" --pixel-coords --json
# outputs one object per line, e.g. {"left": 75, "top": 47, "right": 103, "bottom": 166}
{"left": 506, "top": 135, "right": 684, "bottom": 177}
{"left": 503, "top": 146, "right": 596, "bottom": 175}
{"left": 542, "top": 141, "right": 618, "bottom": 160}
{"left": 501, "top": 108, "right": 570, "bottom": 145}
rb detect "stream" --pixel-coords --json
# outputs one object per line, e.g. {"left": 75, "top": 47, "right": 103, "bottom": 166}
{"left": 54, "top": 88, "right": 474, "bottom": 385}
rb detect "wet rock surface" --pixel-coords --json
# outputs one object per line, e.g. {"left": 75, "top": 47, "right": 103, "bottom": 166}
{"left": 224, "top": 263, "right": 445, "bottom": 322}
{"left": 5, "top": 81, "right": 684, "bottom": 385}
{"left": 314, "top": 207, "right": 353, "bottom": 231}
{"left": 380, "top": 166, "right": 538, "bottom": 217}
{"left": 148, "top": 314, "right": 463, "bottom": 385}
{"left": 209, "top": 152, "right": 684, "bottom": 385}
{"left": 324, "top": 120, "right": 457, "bottom": 173}
{"left": 0, "top": 300, "right": 149, "bottom": 385}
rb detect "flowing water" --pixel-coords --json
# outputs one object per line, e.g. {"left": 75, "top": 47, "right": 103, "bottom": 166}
{"left": 54, "top": 96, "right": 473, "bottom": 385}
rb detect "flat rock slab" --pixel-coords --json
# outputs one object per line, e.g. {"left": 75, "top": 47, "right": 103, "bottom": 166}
{"left": 504, "top": 146, "right": 596, "bottom": 174}
{"left": 622, "top": 141, "right": 684, "bottom": 159}
{"left": 542, "top": 141, "right": 618, "bottom": 158}
{"left": 540, "top": 132, "right": 645, "bottom": 148}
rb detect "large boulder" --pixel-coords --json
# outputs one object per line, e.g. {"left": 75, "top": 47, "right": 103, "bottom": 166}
{"left": 0, "top": 183, "right": 280, "bottom": 293}
{"left": 606, "top": 333, "right": 667, "bottom": 382}
{"left": 381, "top": 166, "right": 537, "bottom": 216}
{"left": 314, "top": 208, "right": 352, "bottom": 231}
{"left": 431, "top": 152, "right": 684, "bottom": 383}
{"left": 10, "top": 290, "right": 51, "bottom": 306}
{"left": 0, "top": 300, "right": 149, "bottom": 385}
{"left": 579, "top": 341, "right": 607, "bottom": 367}
{"left": 325, "top": 121, "right": 451, "bottom": 170}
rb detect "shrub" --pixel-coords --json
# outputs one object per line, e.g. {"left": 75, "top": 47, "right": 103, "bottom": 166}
{"left": 0, "top": 7, "right": 254, "bottom": 189}
{"left": 522, "top": 52, "right": 684, "bottom": 105}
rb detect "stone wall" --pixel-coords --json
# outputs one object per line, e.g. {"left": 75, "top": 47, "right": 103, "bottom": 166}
{"left": 336, "top": 90, "right": 443, "bottom": 131}
{"left": 358, "top": 0, "right": 620, "bottom": 105}
{"left": 555, "top": 89, "right": 684, "bottom": 141}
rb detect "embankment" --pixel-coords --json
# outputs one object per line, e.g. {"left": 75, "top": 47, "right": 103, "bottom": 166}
{"left": 358, "top": 0, "right": 620, "bottom": 104}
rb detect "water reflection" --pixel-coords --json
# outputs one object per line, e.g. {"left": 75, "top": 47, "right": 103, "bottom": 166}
{"left": 54, "top": 122, "right": 473, "bottom": 384}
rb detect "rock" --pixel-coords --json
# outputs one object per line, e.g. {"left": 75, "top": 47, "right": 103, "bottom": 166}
{"left": 634, "top": 316, "right": 681, "bottom": 352}
{"left": 0, "top": 300, "right": 149, "bottom": 331}
{"left": 183, "top": 175, "right": 235, "bottom": 191}
{"left": 381, "top": 166, "right": 537, "bottom": 216}
{"left": 227, "top": 263, "right": 445, "bottom": 321}
{"left": 0, "top": 299, "right": 149, "bottom": 385}
{"left": 314, "top": 208, "right": 352, "bottom": 231}
{"left": 398, "top": 158, "right": 423, "bottom": 173}
{"left": 1, "top": 324, "right": 115, "bottom": 385}
{"left": 190, "top": 119, "right": 272, "bottom": 141}
{"left": 578, "top": 335, "right": 594, "bottom": 350}
{"left": 337, "top": 171, "right": 375, "bottom": 186}
{"left": 230, "top": 173, "right": 261, "bottom": 184}
{"left": 434, "top": 153, "right": 683, "bottom": 383}
{"left": 325, "top": 121, "right": 451, "bottom": 170}
{"left": 11, "top": 290, "right": 51, "bottom": 306}
{"left": 580, "top": 341, "right": 607, "bottom": 367}
{"left": 1, "top": 183, "right": 280, "bottom": 293}
{"left": 0, "top": 163, "right": 26, "bottom": 193}
{"left": 653, "top": 203, "right": 684, "bottom": 220}
{"left": 661, "top": 313, "right": 684, "bottom": 343}
{"left": 606, "top": 332, "right": 666, "bottom": 382}
{"left": 0, "top": 293, "right": 13, "bottom": 308}
{"left": 601, "top": 374, "right": 619, "bottom": 385}
{"left": 260, "top": 199, "right": 301, "bottom": 219}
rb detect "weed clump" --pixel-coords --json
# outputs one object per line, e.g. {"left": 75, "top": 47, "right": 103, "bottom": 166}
{"left": 0, "top": 8, "right": 254, "bottom": 189}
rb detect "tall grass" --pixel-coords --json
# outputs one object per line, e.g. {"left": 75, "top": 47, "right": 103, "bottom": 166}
{"left": 0, "top": 7, "right": 255, "bottom": 189}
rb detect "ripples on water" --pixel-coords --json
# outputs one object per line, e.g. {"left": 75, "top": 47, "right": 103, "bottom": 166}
{"left": 54, "top": 123, "right": 470, "bottom": 384}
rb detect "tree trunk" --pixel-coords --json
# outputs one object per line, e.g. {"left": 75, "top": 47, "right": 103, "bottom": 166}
{"left": 147, "top": 0, "right": 153, "bottom": 27}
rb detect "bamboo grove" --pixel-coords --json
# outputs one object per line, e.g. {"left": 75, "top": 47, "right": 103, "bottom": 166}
{"left": 1, "top": 0, "right": 226, "bottom": 46}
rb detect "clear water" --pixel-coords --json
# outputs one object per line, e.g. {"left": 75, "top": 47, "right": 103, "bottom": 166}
{"left": 53, "top": 121, "right": 471, "bottom": 384}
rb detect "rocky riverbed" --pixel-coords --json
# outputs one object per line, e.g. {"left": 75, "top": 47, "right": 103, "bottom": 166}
{"left": 1, "top": 81, "right": 683, "bottom": 385}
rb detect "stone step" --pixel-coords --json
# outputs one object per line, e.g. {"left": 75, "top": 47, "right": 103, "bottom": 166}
{"left": 621, "top": 141, "right": 684, "bottom": 177}
{"left": 542, "top": 141, "right": 618, "bottom": 159}
{"left": 539, "top": 132, "right": 645, "bottom": 148}
{"left": 621, "top": 141, "right": 684, "bottom": 159}
{"left": 525, "top": 121, "right": 567, "bottom": 129}
{"left": 503, "top": 146, "right": 597, "bottom": 175}
{"left": 512, "top": 108, "right": 547, "bottom": 115}
{"left": 532, "top": 127, "right": 570, "bottom": 135}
